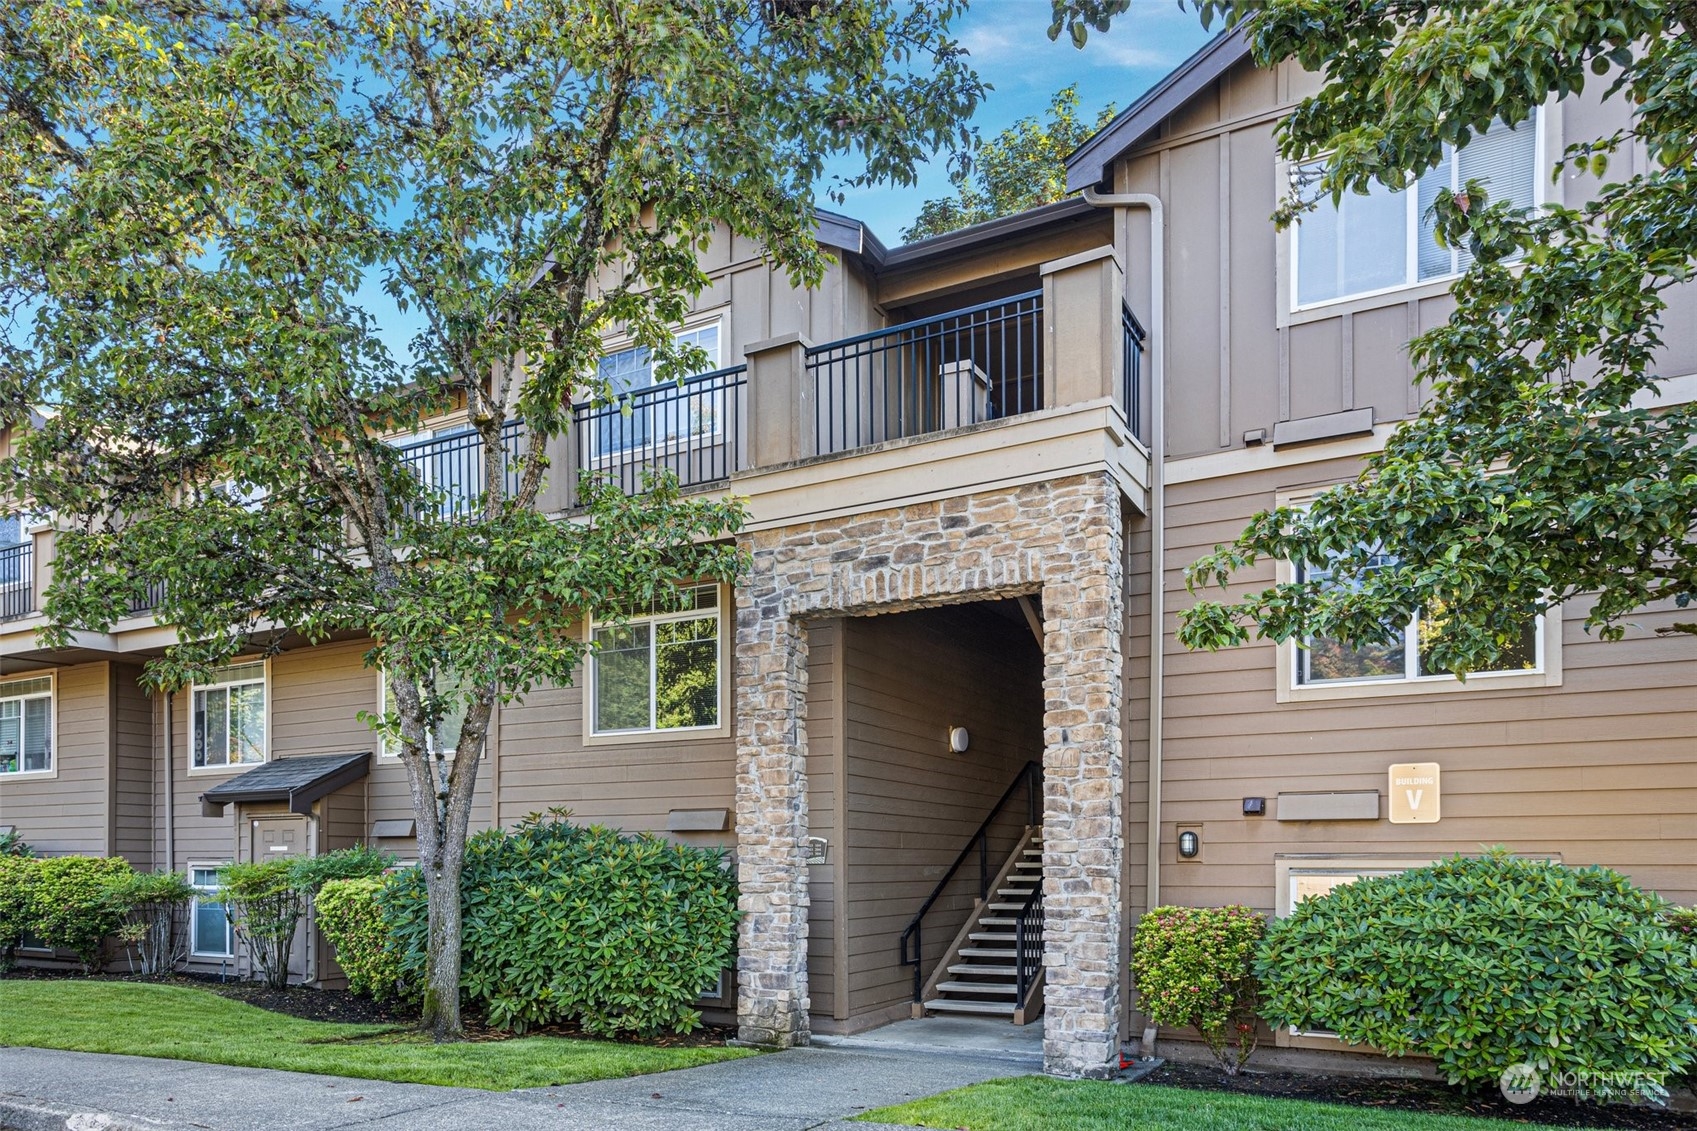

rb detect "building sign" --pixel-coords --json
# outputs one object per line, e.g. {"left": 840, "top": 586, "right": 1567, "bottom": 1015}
{"left": 1388, "top": 762, "right": 1440, "bottom": 824}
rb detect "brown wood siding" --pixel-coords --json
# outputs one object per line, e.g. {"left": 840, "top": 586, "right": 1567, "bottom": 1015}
{"left": 802, "top": 619, "right": 842, "bottom": 1021}
{"left": 0, "top": 663, "right": 110, "bottom": 857}
{"left": 1159, "top": 455, "right": 1697, "bottom": 911}
{"left": 841, "top": 604, "right": 1043, "bottom": 1022}
{"left": 1117, "top": 57, "right": 1697, "bottom": 463}
{"left": 110, "top": 663, "right": 154, "bottom": 868}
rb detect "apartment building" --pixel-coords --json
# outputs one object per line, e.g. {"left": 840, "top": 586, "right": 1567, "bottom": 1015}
{"left": 1, "top": 27, "right": 1692, "bottom": 1078}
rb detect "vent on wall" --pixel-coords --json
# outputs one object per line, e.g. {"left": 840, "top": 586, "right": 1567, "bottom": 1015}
{"left": 370, "top": 818, "right": 416, "bottom": 839}
{"left": 1271, "top": 407, "right": 1376, "bottom": 449}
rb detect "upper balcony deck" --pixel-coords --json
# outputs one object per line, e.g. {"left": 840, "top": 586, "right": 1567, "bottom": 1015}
{"left": 0, "top": 228, "right": 1150, "bottom": 654}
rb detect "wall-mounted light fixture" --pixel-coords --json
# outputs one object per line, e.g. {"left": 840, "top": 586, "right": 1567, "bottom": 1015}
{"left": 948, "top": 726, "right": 970, "bottom": 754}
{"left": 1177, "top": 830, "right": 1201, "bottom": 859}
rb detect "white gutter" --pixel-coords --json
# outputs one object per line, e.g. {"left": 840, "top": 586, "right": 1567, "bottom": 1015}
{"left": 1081, "top": 188, "right": 1165, "bottom": 914}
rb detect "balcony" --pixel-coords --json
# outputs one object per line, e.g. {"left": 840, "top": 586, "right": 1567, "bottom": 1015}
{"left": 572, "top": 365, "right": 748, "bottom": 497}
{"left": 0, "top": 541, "right": 31, "bottom": 622}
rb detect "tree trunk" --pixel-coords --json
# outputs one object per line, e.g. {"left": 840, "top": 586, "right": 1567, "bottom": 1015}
{"left": 420, "top": 851, "right": 464, "bottom": 1040}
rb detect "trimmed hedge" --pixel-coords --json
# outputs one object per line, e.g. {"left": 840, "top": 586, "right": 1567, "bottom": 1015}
{"left": 1257, "top": 851, "right": 1697, "bottom": 1099}
{"left": 29, "top": 855, "right": 135, "bottom": 971}
{"left": 1131, "top": 905, "right": 1265, "bottom": 1076}
{"left": 0, "top": 854, "right": 36, "bottom": 969}
{"left": 384, "top": 813, "right": 738, "bottom": 1036}
{"left": 316, "top": 876, "right": 406, "bottom": 1001}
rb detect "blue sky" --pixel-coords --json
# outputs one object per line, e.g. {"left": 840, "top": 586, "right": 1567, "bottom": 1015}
{"left": 834, "top": 0, "right": 1216, "bottom": 242}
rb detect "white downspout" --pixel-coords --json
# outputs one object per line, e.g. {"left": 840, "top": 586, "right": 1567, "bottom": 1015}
{"left": 163, "top": 690, "right": 175, "bottom": 876}
{"left": 1081, "top": 188, "right": 1165, "bottom": 916}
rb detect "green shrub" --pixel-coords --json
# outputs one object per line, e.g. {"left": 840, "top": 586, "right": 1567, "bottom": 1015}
{"left": 384, "top": 813, "right": 739, "bottom": 1036}
{"left": 1131, "top": 905, "right": 1265, "bottom": 1076}
{"left": 29, "top": 855, "right": 135, "bottom": 971}
{"left": 0, "top": 828, "right": 33, "bottom": 857}
{"left": 220, "top": 846, "right": 397, "bottom": 990}
{"left": 106, "top": 870, "right": 196, "bottom": 977}
{"left": 288, "top": 844, "right": 393, "bottom": 895}
{"left": 317, "top": 876, "right": 406, "bottom": 1001}
{"left": 1665, "top": 906, "right": 1697, "bottom": 940}
{"left": 0, "top": 854, "right": 39, "bottom": 970}
{"left": 1257, "top": 851, "right": 1697, "bottom": 1101}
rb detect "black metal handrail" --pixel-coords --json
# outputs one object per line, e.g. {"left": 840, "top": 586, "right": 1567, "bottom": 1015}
{"left": 1122, "top": 300, "right": 1146, "bottom": 441}
{"left": 394, "top": 420, "right": 524, "bottom": 520}
{"left": 1013, "top": 872, "right": 1043, "bottom": 1006}
{"left": 0, "top": 541, "right": 32, "bottom": 621}
{"left": 128, "top": 581, "right": 168, "bottom": 616}
{"left": 572, "top": 365, "right": 746, "bottom": 496}
{"left": 898, "top": 759, "right": 1042, "bottom": 1003}
{"left": 809, "top": 290, "right": 1043, "bottom": 457}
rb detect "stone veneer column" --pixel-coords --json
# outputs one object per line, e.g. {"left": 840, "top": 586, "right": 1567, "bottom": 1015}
{"left": 731, "top": 476, "right": 1126, "bottom": 1069}
{"left": 733, "top": 530, "right": 812, "bottom": 1047}
{"left": 1039, "top": 478, "right": 1126, "bottom": 1077}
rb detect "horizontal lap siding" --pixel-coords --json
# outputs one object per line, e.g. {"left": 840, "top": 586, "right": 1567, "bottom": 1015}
{"left": 111, "top": 664, "right": 153, "bottom": 868}
{"left": 843, "top": 605, "right": 1043, "bottom": 1022}
{"left": 0, "top": 663, "right": 110, "bottom": 857}
{"left": 1158, "top": 456, "right": 1697, "bottom": 911}
{"left": 804, "top": 620, "right": 841, "bottom": 1020}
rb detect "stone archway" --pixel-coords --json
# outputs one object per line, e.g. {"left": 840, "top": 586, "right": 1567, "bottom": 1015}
{"left": 733, "top": 473, "right": 1126, "bottom": 1077}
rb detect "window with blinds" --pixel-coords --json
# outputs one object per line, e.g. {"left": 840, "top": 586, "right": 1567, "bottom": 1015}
{"left": 1295, "top": 113, "right": 1540, "bottom": 308}
{"left": 0, "top": 676, "right": 52, "bottom": 775}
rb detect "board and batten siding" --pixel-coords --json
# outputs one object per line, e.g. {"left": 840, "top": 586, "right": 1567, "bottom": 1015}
{"left": 803, "top": 619, "right": 844, "bottom": 1022}
{"left": 1114, "top": 56, "right": 1697, "bottom": 463}
{"left": 1156, "top": 453, "right": 1697, "bottom": 911}
{"left": 111, "top": 662, "right": 154, "bottom": 868}
{"left": 837, "top": 604, "right": 1043, "bottom": 1027}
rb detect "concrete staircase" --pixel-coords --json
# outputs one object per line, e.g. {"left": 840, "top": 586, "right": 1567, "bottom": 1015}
{"left": 921, "top": 827, "right": 1043, "bottom": 1024}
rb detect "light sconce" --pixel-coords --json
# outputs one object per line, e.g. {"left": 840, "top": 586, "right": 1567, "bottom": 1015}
{"left": 1177, "top": 830, "right": 1201, "bottom": 859}
{"left": 948, "top": 726, "right": 970, "bottom": 754}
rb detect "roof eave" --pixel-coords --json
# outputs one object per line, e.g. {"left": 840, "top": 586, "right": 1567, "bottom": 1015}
{"left": 1063, "top": 25, "right": 1253, "bottom": 194}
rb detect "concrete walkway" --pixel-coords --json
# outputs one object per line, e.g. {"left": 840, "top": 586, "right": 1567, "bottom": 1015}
{"left": 0, "top": 1039, "right": 1035, "bottom": 1131}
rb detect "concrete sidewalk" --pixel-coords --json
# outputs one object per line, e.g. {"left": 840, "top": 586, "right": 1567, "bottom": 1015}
{"left": 0, "top": 1041, "right": 1033, "bottom": 1131}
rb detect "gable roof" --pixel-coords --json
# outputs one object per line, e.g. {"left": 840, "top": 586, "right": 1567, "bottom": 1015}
{"left": 1064, "top": 25, "right": 1252, "bottom": 194}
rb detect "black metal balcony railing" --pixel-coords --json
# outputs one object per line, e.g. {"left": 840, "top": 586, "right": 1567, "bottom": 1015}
{"left": 393, "top": 421, "right": 524, "bottom": 520}
{"left": 129, "top": 580, "right": 168, "bottom": 616}
{"left": 573, "top": 365, "right": 747, "bottom": 496}
{"left": 809, "top": 290, "right": 1044, "bottom": 458}
{"left": 0, "top": 541, "right": 32, "bottom": 621}
{"left": 1122, "top": 301, "right": 1146, "bottom": 441}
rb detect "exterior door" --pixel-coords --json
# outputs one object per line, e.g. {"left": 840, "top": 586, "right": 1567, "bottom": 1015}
{"left": 249, "top": 816, "right": 312, "bottom": 982}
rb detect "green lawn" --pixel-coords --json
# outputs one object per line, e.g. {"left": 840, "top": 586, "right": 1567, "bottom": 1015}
{"left": 0, "top": 980, "right": 751, "bottom": 1090}
{"left": 860, "top": 1076, "right": 1590, "bottom": 1131}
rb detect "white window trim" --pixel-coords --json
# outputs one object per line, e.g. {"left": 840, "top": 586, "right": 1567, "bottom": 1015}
{"left": 187, "top": 862, "right": 236, "bottom": 959}
{"left": 186, "top": 658, "right": 270, "bottom": 776}
{"left": 374, "top": 668, "right": 491, "bottom": 761}
{"left": 1278, "top": 104, "right": 1557, "bottom": 324}
{"left": 0, "top": 671, "right": 56, "bottom": 781}
{"left": 584, "top": 584, "right": 730, "bottom": 746}
{"left": 1271, "top": 488, "right": 1562, "bottom": 703}
{"left": 584, "top": 315, "right": 729, "bottom": 465}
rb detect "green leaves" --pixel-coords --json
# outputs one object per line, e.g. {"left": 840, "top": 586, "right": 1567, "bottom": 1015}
{"left": 1178, "top": 2, "right": 1697, "bottom": 669}
{"left": 1256, "top": 852, "right": 1697, "bottom": 1101}
{"left": 381, "top": 813, "right": 738, "bottom": 1037}
{"left": 902, "top": 84, "right": 1118, "bottom": 242}
{"left": 1130, "top": 905, "right": 1265, "bottom": 1076}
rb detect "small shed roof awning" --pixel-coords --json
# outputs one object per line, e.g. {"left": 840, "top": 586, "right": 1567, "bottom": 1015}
{"left": 199, "top": 751, "right": 371, "bottom": 818}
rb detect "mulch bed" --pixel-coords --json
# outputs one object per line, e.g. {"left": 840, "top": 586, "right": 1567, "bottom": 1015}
{"left": 1144, "top": 1060, "right": 1697, "bottom": 1130}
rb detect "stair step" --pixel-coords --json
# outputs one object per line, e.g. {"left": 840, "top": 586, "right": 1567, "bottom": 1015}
{"left": 997, "top": 887, "right": 1035, "bottom": 897}
{"left": 968, "top": 931, "right": 1014, "bottom": 942}
{"left": 1015, "top": 860, "right": 1042, "bottom": 869}
{"left": 1022, "top": 849, "right": 1044, "bottom": 857}
{"left": 978, "top": 916, "right": 1016, "bottom": 926}
{"left": 926, "top": 999, "right": 1018, "bottom": 1016}
{"left": 949, "top": 963, "right": 1017, "bottom": 976}
{"left": 958, "top": 947, "right": 1015, "bottom": 958}
{"left": 935, "top": 981, "right": 1018, "bottom": 995}
{"left": 986, "top": 901, "right": 1035, "bottom": 911}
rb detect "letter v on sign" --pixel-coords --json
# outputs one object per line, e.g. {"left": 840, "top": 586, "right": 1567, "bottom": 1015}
{"left": 1388, "top": 762, "right": 1441, "bottom": 824}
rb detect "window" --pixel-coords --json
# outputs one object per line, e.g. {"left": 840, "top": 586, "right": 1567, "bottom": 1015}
{"left": 0, "top": 676, "right": 52, "bottom": 776}
{"left": 192, "top": 661, "right": 267, "bottom": 770}
{"left": 387, "top": 424, "right": 484, "bottom": 519}
{"left": 1295, "top": 551, "right": 1541, "bottom": 687}
{"left": 378, "top": 667, "right": 471, "bottom": 758}
{"left": 590, "top": 585, "right": 721, "bottom": 735}
{"left": 189, "top": 865, "right": 234, "bottom": 957}
{"left": 1293, "top": 115, "right": 1539, "bottom": 307}
{"left": 593, "top": 323, "right": 723, "bottom": 457}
